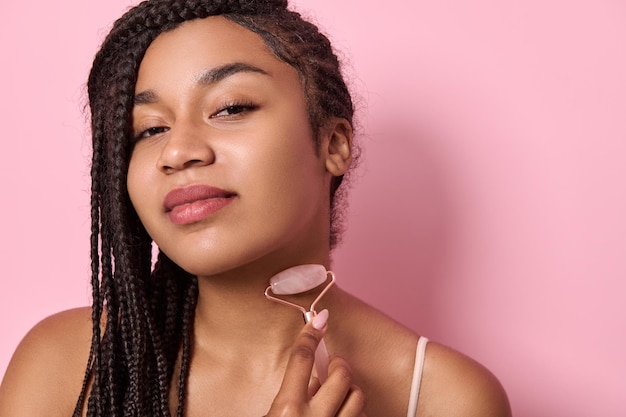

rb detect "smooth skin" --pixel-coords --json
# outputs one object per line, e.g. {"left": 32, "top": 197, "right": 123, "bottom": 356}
{"left": 0, "top": 17, "right": 511, "bottom": 417}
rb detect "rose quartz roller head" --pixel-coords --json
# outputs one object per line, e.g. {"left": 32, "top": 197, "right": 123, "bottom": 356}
{"left": 264, "top": 264, "right": 336, "bottom": 382}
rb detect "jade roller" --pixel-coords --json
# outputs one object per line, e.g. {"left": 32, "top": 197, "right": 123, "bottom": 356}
{"left": 264, "top": 264, "right": 336, "bottom": 382}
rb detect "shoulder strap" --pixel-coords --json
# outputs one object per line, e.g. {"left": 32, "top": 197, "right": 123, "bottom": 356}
{"left": 406, "top": 337, "right": 429, "bottom": 417}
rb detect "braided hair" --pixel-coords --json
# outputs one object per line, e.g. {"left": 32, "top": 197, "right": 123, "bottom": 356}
{"left": 76, "top": 1, "right": 355, "bottom": 416}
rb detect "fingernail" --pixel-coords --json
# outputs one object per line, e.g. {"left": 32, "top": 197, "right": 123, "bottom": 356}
{"left": 312, "top": 309, "right": 329, "bottom": 330}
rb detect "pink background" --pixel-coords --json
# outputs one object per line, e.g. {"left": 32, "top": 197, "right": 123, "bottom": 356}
{"left": 1, "top": 1, "right": 624, "bottom": 415}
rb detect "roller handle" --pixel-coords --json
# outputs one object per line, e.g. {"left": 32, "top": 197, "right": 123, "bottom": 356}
{"left": 314, "top": 338, "right": 329, "bottom": 383}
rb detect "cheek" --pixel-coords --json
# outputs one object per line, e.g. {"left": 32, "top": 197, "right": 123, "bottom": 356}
{"left": 126, "top": 156, "right": 141, "bottom": 205}
{"left": 126, "top": 151, "right": 155, "bottom": 219}
{"left": 247, "top": 131, "right": 326, "bottom": 216}
{"left": 247, "top": 135, "right": 320, "bottom": 196}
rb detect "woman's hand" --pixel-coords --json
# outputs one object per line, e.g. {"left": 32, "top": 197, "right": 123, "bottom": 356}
{"left": 265, "top": 310, "right": 367, "bottom": 417}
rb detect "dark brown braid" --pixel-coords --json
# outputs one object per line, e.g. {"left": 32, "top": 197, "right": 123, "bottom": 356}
{"left": 76, "top": 1, "right": 355, "bottom": 416}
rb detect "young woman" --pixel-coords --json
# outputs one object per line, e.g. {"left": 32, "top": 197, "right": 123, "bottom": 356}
{"left": 0, "top": 1, "right": 511, "bottom": 416}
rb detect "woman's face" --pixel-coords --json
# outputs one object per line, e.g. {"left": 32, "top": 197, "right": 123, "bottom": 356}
{"left": 127, "top": 16, "right": 334, "bottom": 276}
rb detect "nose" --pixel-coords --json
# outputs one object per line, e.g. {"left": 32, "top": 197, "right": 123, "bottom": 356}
{"left": 157, "top": 122, "right": 215, "bottom": 173}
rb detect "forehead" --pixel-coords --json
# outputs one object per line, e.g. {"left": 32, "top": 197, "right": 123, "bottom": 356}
{"left": 136, "top": 16, "right": 289, "bottom": 90}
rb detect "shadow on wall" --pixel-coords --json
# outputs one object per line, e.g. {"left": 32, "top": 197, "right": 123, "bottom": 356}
{"left": 333, "top": 121, "right": 455, "bottom": 342}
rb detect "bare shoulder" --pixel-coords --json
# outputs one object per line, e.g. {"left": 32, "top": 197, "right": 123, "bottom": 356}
{"left": 0, "top": 307, "right": 93, "bottom": 417}
{"left": 328, "top": 291, "right": 424, "bottom": 416}
{"left": 329, "top": 290, "right": 510, "bottom": 416}
{"left": 418, "top": 341, "right": 511, "bottom": 417}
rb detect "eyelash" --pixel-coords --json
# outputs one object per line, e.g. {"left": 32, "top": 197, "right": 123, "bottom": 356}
{"left": 210, "top": 100, "right": 258, "bottom": 118}
{"left": 134, "top": 126, "right": 169, "bottom": 141}
{"left": 133, "top": 101, "right": 258, "bottom": 141}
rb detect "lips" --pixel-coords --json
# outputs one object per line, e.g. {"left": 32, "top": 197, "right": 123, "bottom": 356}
{"left": 163, "top": 184, "right": 236, "bottom": 225}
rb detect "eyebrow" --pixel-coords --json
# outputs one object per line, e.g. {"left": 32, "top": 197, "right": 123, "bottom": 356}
{"left": 133, "top": 62, "right": 270, "bottom": 105}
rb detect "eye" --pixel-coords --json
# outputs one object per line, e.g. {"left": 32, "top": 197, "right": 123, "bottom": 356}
{"left": 211, "top": 102, "right": 258, "bottom": 119}
{"left": 134, "top": 126, "right": 169, "bottom": 141}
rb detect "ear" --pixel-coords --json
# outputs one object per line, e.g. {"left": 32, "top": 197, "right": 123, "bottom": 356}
{"left": 322, "top": 118, "right": 353, "bottom": 176}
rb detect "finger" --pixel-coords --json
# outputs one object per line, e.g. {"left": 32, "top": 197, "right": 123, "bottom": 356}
{"left": 308, "top": 375, "right": 321, "bottom": 398}
{"left": 311, "top": 354, "right": 355, "bottom": 414}
{"left": 275, "top": 310, "right": 329, "bottom": 403}
{"left": 336, "top": 385, "right": 367, "bottom": 417}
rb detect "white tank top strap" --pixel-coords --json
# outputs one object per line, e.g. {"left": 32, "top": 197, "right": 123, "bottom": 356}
{"left": 406, "top": 336, "right": 429, "bottom": 417}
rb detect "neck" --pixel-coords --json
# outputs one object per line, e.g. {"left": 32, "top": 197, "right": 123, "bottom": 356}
{"left": 191, "top": 258, "right": 336, "bottom": 363}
